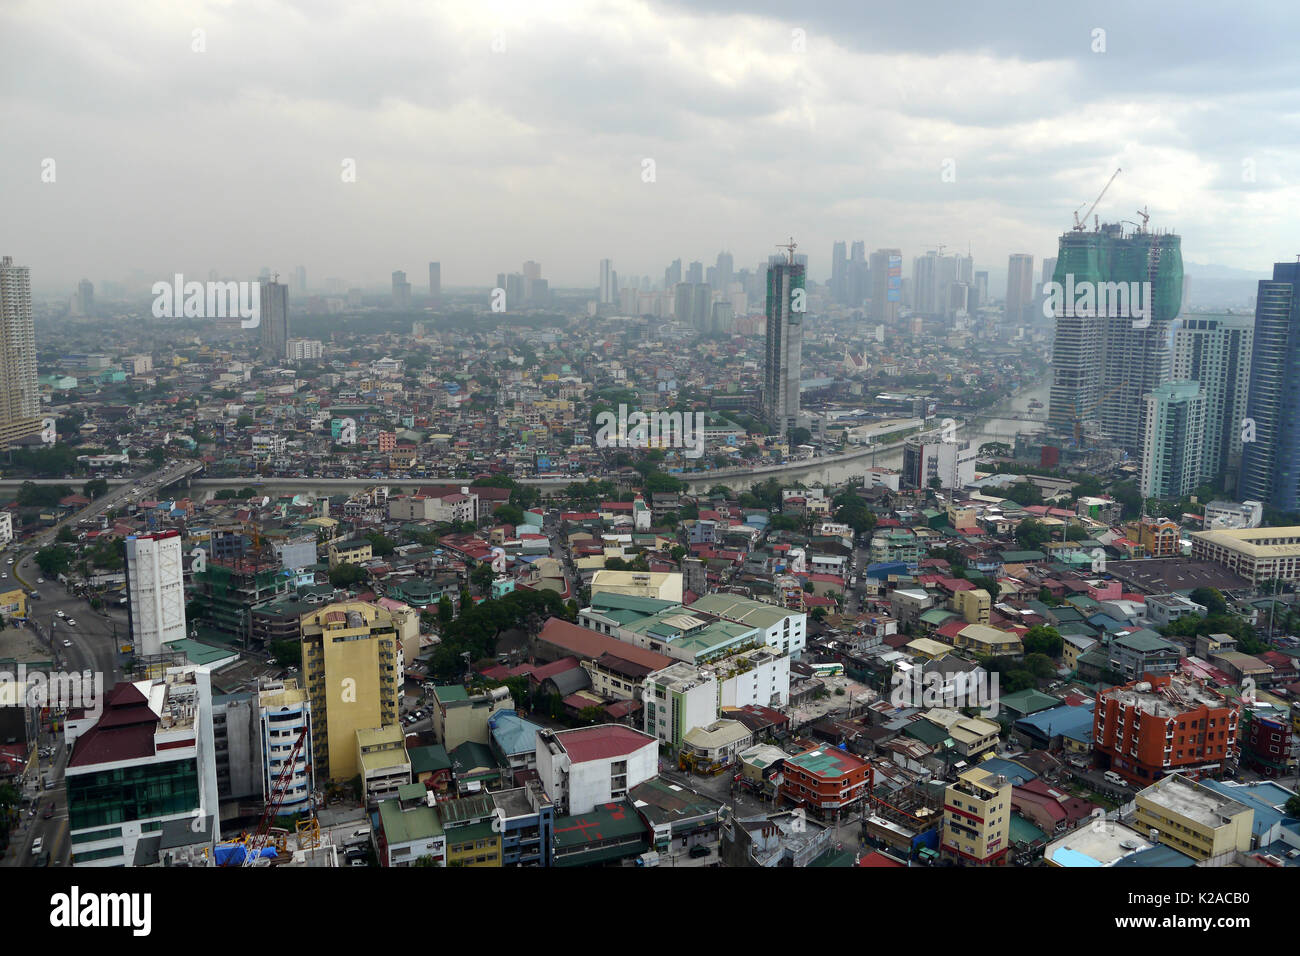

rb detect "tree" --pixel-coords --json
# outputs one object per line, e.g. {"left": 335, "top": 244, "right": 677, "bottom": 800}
{"left": 35, "top": 546, "right": 73, "bottom": 578}
{"left": 56, "top": 526, "right": 78, "bottom": 543}
{"left": 364, "top": 531, "right": 396, "bottom": 557}
{"left": 1023, "top": 625, "right": 1063, "bottom": 658}
{"left": 1065, "top": 525, "right": 1089, "bottom": 541}
{"left": 493, "top": 504, "right": 526, "bottom": 526}
{"left": 669, "top": 545, "right": 686, "bottom": 563}
{"left": 1189, "top": 587, "right": 1227, "bottom": 616}
{"left": 83, "top": 477, "right": 109, "bottom": 500}
{"left": 1015, "top": 518, "right": 1050, "bottom": 551}
{"left": 328, "top": 563, "right": 367, "bottom": 588}
{"left": 437, "top": 595, "right": 454, "bottom": 625}
{"left": 269, "top": 639, "right": 302, "bottom": 668}
{"left": 788, "top": 426, "right": 812, "bottom": 447}
{"left": 1285, "top": 794, "right": 1300, "bottom": 818}
{"left": 470, "top": 562, "right": 495, "bottom": 595}
{"left": 578, "top": 705, "right": 605, "bottom": 725}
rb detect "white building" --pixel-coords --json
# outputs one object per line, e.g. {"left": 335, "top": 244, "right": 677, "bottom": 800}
{"left": 65, "top": 669, "right": 220, "bottom": 867}
{"left": 715, "top": 646, "right": 791, "bottom": 710}
{"left": 125, "top": 531, "right": 188, "bottom": 657}
{"left": 258, "top": 680, "right": 314, "bottom": 816}
{"left": 0, "top": 511, "right": 11, "bottom": 550}
{"left": 1202, "top": 500, "right": 1264, "bottom": 531}
{"left": 286, "top": 338, "right": 324, "bottom": 361}
{"left": 902, "top": 432, "right": 977, "bottom": 491}
{"left": 535, "top": 724, "right": 657, "bottom": 815}
{"left": 686, "top": 593, "right": 807, "bottom": 657}
{"left": 643, "top": 661, "right": 718, "bottom": 748}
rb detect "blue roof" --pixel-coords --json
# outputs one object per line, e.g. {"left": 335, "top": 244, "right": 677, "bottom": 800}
{"left": 977, "top": 757, "right": 1037, "bottom": 785}
{"left": 1112, "top": 844, "right": 1198, "bottom": 867}
{"left": 1086, "top": 613, "right": 1127, "bottom": 633}
{"left": 866, "top": 562, "right": 909, "bottom": 578}
{"left": 1015, "top": 703, "right": 1095, "bottom": 744}
{"left": 1199, "top": 780, "right": 1295, "bottom": 838}
{"left": 488, "top": 710, "right": 544, "bottom": 757}
{"left": 1051, "top": 847, "right": 1103, "bottom": 867}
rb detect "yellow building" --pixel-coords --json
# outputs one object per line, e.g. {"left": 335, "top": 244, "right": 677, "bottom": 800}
{"left": 953, "top": 623, "right": 1022, "bottom": 657}
{"left": 941, "top": 766, "right": 1011, "bottom": 865}
{"left": 328, "top": 538, "right": 373, "bottom": 569}
{"left": 904, "top": 637, "right": 953, "bottom": 661}
{"left": 952, "top": 588, "right": 991, "bottom": 625}
{"left": 356, "top": 725, "right": 411, "bottom": 803}
{"left": 1133, "top": 774, "right": 1254, "bottom": 861}
{"left": 439, "top": 794, "right": 502, "bottom": 867}
{"left": 0, "top": 587, "right": 27, "bottom": 620}
{"left": 300, "top": 601, "right": 401, "bottom": 782}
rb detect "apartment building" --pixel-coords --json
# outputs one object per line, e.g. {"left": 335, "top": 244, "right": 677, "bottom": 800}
{"left": 941, "top": 766, "right": 1012, "bottom": 866}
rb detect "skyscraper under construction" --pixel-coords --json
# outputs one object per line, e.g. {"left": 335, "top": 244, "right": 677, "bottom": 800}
{"left": 1047, "top": 223, "right": 1183, "bottom": 455}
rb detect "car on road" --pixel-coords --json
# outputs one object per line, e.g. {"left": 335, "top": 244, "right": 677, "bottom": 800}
{"left": 31, "top": 837, "right": 43, "bottom": 854}
{"left": 37, "top": 578, "right": 44, "bottom": 584}
{"left": 56, "top": 609, "right": 65, "bottom": 618}
{"left": 65, "top": 619, "right": 75, "bottom": 627}
{"left": 62, "top": 640, "right": 72, "bottom": 647}
{"left": 42, "top": 804, "right": 53, "bottom": 819}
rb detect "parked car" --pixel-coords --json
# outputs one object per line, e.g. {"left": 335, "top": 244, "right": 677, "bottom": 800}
{"left": 688, "top": 844, "right": 711, "bottom": 858}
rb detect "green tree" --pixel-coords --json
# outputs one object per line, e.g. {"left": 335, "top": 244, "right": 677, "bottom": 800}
{"left": 1189, "top": 587, "right": 1227, "bottom": 616}
{"left": 437, "top": 595, "right": 454, "bottom": 625}
{"left": 83, "top": 477, "right": 109, "bottom": 500}
{"left": 1015, "top": 518, "right": 1050, "bottom": 551}
{"left": 35, "top": 546, "right": 73, "bottom": 577}
{"left": 364, "top": 531, "right": 396, "bottom": 557}
{"left": 328, "top": 563, "right": 367, "bottom": 588}
{"left": 470, "top": 562, "right": 495, "bottom": 594}
{"left": 1023, "top": 625, "right": 1063, "bottom": 658}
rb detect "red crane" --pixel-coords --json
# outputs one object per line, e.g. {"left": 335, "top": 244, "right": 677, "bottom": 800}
{"left": 225, "top": 725, "right": 309, "bottom": 866}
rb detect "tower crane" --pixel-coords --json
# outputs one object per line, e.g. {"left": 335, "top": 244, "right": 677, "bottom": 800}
{"left": 1072, "top": 167, "right": 1122, "bottom": 231}
{"left": 219, "top": 724, "right": 310, "bottom": 866}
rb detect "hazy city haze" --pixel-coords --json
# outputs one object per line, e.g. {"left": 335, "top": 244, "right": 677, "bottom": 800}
{"left": 3, "top": 0, "right": 1300, "bottom": 292}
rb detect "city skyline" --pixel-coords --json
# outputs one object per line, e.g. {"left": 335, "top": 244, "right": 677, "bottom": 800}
{"left": 6, "top": 2, "right": 1300, "bottom": 291}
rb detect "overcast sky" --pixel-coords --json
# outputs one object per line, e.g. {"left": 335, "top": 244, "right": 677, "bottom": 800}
{"left": 3, "top": 0, "right": 1299, "bottom": 295}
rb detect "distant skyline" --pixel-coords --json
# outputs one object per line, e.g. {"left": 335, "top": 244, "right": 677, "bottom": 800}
{"left": 5, "top": 1, "right": 1300, "bottom": 292}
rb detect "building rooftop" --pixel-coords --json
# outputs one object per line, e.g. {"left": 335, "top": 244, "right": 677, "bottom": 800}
{"left": 785, "top": 745, "right": 869, "bottom": 779}
{"left": 1138, "top": 774, "right": 1255, "bottom": 830}
{"left": 554, "top": 724, "right": 658, "bottom": 763}
{"left": 1046, "top": 822, "right": 1154, "bottom": 867}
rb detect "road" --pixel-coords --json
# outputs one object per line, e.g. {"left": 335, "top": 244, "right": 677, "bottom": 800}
{"left": 0, "top": 463, "right": 196, "bottom": 868}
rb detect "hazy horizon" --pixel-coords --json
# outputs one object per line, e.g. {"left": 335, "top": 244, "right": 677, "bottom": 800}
{"left": 6, "top": 1, "right": 1300, "bottom": 293}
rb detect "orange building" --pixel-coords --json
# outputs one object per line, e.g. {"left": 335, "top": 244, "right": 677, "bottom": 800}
{"left": 1093, "top": 674, "right": 1240, "bottom": 786}
{"left": 778, "top": 745, "right": 871, "bottom": 819}
{"left": 1132, "top": 516, "right": 1181, "bottom": 558}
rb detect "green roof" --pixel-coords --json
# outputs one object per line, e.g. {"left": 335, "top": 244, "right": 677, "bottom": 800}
{"left": 409, "top": 745, "right": 452, "bottom": 775}
{"left": 170, "top": 638, "right": 238, "bottom": 666}
{"left": 902, "top": 720, "right": 950, "bottom": 747}
{"left": 999, "top": 551, "right": 1047, "bottom": 562}
{"left": 434, "top": 684, "right": 469, "bottom": 703}
{"left": 1009, "top": 813, "right": 1046, "bottom": 846}
{"left": 998, "top": 688, "right": 1061, "bottom": 715}
{"left": 377, "top": 795, "right": 443, "bottom": 844}
{"left": 1113, "top": 629, "right": 1179, "bottom": 653}
{"left": 553, "top": 801, "right": 647, "bottom": 851}
{"left": 808, "top": 847, "right": 857, "bottom": 867}
{"left": 785, "top": 746, "right": 868, "bottom": 779}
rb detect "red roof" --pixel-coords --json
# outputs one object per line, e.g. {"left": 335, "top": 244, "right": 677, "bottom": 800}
{"left": 537, "top": 618, "right": 674, "bottom": 671}
{"left": 857, "top": 851, "right": 906, "bottom": 868}
{"left": 69, "top": 683, "right": 159, "bottom": 767}
{"left": 557, "top": 725, "right": 656, "bottom": 763}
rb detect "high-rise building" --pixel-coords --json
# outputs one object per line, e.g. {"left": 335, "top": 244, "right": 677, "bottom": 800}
{"left": 869, "top": 248, "right": 901, "bottom": 324}
{"left": 1005, "top": 253, "right": 1034, "bottom": 325}
{"left": 72, "top": 278, "right": 94, "bottom": 316}
{"left": 0, "top": 256, "right": 42, "bottom": 447}
{"left": 523, "top": 260, "right": 541, "bottom": 280}
{"left": 1240, "top": 262, "right": 1300, "bottom": 513}
{"left": 686, "top": 261, "right": 704, "bottom": 285}
{"left": 300, "top": 601, "right": 402, "bottom": 781}
{"left": 664, "top": 258, "right": 681, "bottom": 291}
{"left": 124, "top": 530, "right": 188, "bottom": 657}
{"left": 391, "top": 270, "right": 411, "bottom": 311}
{"left": 1040, "top": 257, "right": 1057, "bottom": 289}
{"left": 714, "top": 251, "right": 733, "bottom": 292}
{"left": 1171, "top": 314, "right": 1254, "bottom": 489}
{"left": 762, "top": 248, "right": 805, "bottom": 438}
{"left": 973, "top": 271, "right": 989, "bottom": 308}
{"left": 1139, "top": 381, "right": 1205, "bottom": 499}
{"left": 258, "top": 679, "right": 314, "bottom": 816}
{"left": 830, "top": 241, "right": 847, "bottom": 303}
{"left": 599, "top": 259, "right": 614, "bottom": 304}
{"left": 428, "top": 261, "right": 440, "bottom": 299}
{"left": 1046, "top": 225, "right": 1183, "bottom": 454}
{"left": 259, "top": 279, "right": 289, "bottom": 359}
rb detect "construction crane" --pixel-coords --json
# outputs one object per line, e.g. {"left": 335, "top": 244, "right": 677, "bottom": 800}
{"left": 1072, "top": 167, "right": 1122, "bottom": 231}
{"left": 221, "top": 725, "right": 310, "bottom": 866}
{"left": 776, "top": 237, "right": 797, "bottom": 265}
{"left": 1135, "top": 206, "right": 1150, "bottom": 233}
